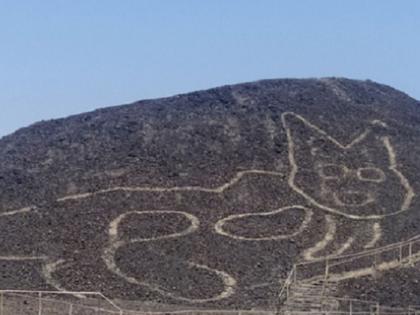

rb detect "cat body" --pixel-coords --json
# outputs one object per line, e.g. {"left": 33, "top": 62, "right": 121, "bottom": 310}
{"left": 0, "top": 111, "right": 416, "bottom": 307}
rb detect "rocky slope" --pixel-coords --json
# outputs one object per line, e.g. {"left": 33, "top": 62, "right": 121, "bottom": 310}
{"left": 0, "top": 78, "right": 419, "bottom": 311}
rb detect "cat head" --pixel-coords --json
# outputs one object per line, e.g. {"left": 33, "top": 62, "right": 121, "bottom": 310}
{"left": 282, "top": 112, "right": 415, "bottom": 220}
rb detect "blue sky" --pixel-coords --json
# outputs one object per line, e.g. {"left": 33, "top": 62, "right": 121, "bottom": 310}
{"left": 1, "top": 0, "right": 419, "bottom": 137}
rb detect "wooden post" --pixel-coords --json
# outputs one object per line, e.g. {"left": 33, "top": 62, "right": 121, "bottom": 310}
{"left": 373, "top": 252, "right": 378, "bottom": 280}
{"left": 409, "top": 242, "right": 413, "bottom": 265}
{"left": 68, "top": 303, "right": 73, "bottom": 315}
{"left": 38, "top": 292, "right": 42, "bottom": 315}
{"left": 0, "top": 292, "right": 3, "bottom": 315}
{"left": 374, "top": 252, "right": 378, "bottom": 267}
{"left": 350, "top": 300, "right": 353, "bottom": 315}
{"left": 325, "top": 259, "right": 329, "bottom": 280}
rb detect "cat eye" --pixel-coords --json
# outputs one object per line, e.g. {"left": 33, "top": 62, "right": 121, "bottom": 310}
{"left": 317, "top": 164, "right": 347, "bottom": 179}
{"left": 357, "top": 167, "right": 385, "bottom": 183}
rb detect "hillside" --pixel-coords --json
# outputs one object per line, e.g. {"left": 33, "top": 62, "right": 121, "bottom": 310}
{"left": 0, "top": 78, "right": 419, "bottom": 311}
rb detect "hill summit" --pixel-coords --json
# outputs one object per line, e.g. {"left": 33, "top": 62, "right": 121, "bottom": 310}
{"left": 0, "top": 78, "right": 420, "bottom": 311}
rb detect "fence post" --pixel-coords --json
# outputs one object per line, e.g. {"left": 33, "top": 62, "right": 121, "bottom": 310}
{"left": 374, "top": 251, "right": 378, "bottom": 268}
{"left": 0, "top": 292, "right": 3, "bottom": 315}
{"left": 325, "top": 259, "right": 329, "bottom": 280}
{"left": 376, "top": 302, "right": 380, "bottom": 315}
{"left": 68, "top": 303, "right": 73, "bottom": 315}
{"left": 38, "top": 292, "right": 42, "bottom": 315}
{"left": 409, "top": 242, "right": 413, "bottom": 265}
{"left": 350, "top": 300, "right": 353, "bottom": 315}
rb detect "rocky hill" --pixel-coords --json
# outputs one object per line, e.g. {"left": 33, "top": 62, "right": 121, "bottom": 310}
{"left": 0, "top": 78, "right": 419, "bottom": 311}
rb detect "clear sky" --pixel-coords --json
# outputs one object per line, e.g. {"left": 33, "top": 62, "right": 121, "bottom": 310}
{"left": 1, "top": 0, "right": 419, "bottom": 137}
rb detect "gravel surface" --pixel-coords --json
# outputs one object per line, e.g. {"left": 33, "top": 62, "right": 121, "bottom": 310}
{"left": 0, "top": 78, "right": 419, "bottom": 310}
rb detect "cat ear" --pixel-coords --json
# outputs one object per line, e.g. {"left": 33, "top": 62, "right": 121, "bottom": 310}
{"left": 343, "top": 119, "right": 391, "bottom": 163}
{"left": 282, "top": 112, "right": 392, "bottom": 164}
{"left": 281, "top": 112, "right": 340, "bottom": 158}
{"left": 356, "top": 134, "right": 392, "bottom": 165}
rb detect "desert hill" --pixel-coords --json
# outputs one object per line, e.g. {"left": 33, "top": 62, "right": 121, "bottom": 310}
{"left": 0, "top": 78, "right": 419, "bottom": 311}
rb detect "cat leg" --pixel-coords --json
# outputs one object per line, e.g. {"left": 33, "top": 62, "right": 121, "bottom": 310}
{"left": 300, "top": 215, "right": 384, "bottom": 260}
{"left": 302, "top": 215, "right": 336, "bottom": 261}
{"left": 302, "top": 215, "right": 356, "bottom": 260}
{"left": 304, "top": 218, "right": 383, "bottom": 261}
{"left": 363, "top": 222, "right": 382, "bottom": 249}
{"left": 335, "top": 220, "right": 382, "bottom": 253}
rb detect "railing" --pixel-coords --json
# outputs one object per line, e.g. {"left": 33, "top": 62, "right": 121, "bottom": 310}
{"left": 281, "top": 293, "right": 413, "bottom": 315}
{"left": 4, "top": 235, "right": 420, "bottom": 315}
{"left": 408, "top": 305, "right": 420, "bottom": 315}
{"left": 272, "top": 312, "right": 412, "bottom": 315}
{"left": 319, "top": 296, "right": 405, "bottom": 315}
{"left": 295, "top": 235, "right": 420, "bottom": 283}
{"left": 125, "top": 311, "right": 274, "bottom": 315}
{"left": 276, "top": 235, "right": 420, "bottom": 314}
{"left": 0, "top": 290, "right": 275, "bottom": 315}
{"left": 0, "top": 290, "right": 123, "bottom": 315}
{"left": 276, "top": 265, "right": 296, "bottom": 311}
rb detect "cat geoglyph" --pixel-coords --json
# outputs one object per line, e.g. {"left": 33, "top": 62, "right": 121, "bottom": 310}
{"left": 281, "top": 112, "right": 415, "bottom": 260}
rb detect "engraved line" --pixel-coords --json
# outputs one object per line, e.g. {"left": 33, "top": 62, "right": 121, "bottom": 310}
{"left": 103, "top": 210, "right": 236, "bottom": 303}
{"left": 57, "top": 170, "right": 283, "bottom": 202}
{"left": 214, "top": 206, "right": 313, "bottom": 241}
{"left": 303, "top": 215, "right": 336, "bottom": 261}
{"left": 329, "top": 237, "right": 355, "bottom": 257}
{"left": 320, "top": 252, "right": 420, "bottom": 283}
{"left": 282, "top": 112, "right": 414, "bottom": 220}
{"left": 108, "top": 210, "right": 200, "bottom": 242}
{"left": 0, "top": 206, "right": 35, "bottom": 217}
{"left": 281, "top": 112, "right": 371, "bottom": 150}
{"left": 382, "top": 136, "right": 415, "bottom": 213}
{"left": 42, "top": 259, "right": 86, "bottom": 299}
{"left": 0, "top": 255, "right": 47, "bottom": 261}
{"left": 364, "top": 222, "right": 382, "bottom": 249}
{"left": 0, "top": 169, "right": 283, "bottom": 216}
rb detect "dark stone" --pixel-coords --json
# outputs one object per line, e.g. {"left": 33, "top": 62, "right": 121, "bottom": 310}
{"left": 0, "top": 78, "right": 419, "bottom": 310}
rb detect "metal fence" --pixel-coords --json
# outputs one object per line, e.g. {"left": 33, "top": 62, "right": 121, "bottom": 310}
{"left": 0, "top": 290, "right": 123, "bottom": 315}
{"left": 276, "top": 235, "right": 420, "bottom": 315}
{"left": 296, "top": 235, "right": 420, "bottom": 283}
{"left": 4, "top": 236, "right": 420, "bottom": 315}
{"left": 0, "top": 290, "right": 275, "bottom": 315}
{"left": 278, "top": 235, "right": 420, "bottom": 306}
